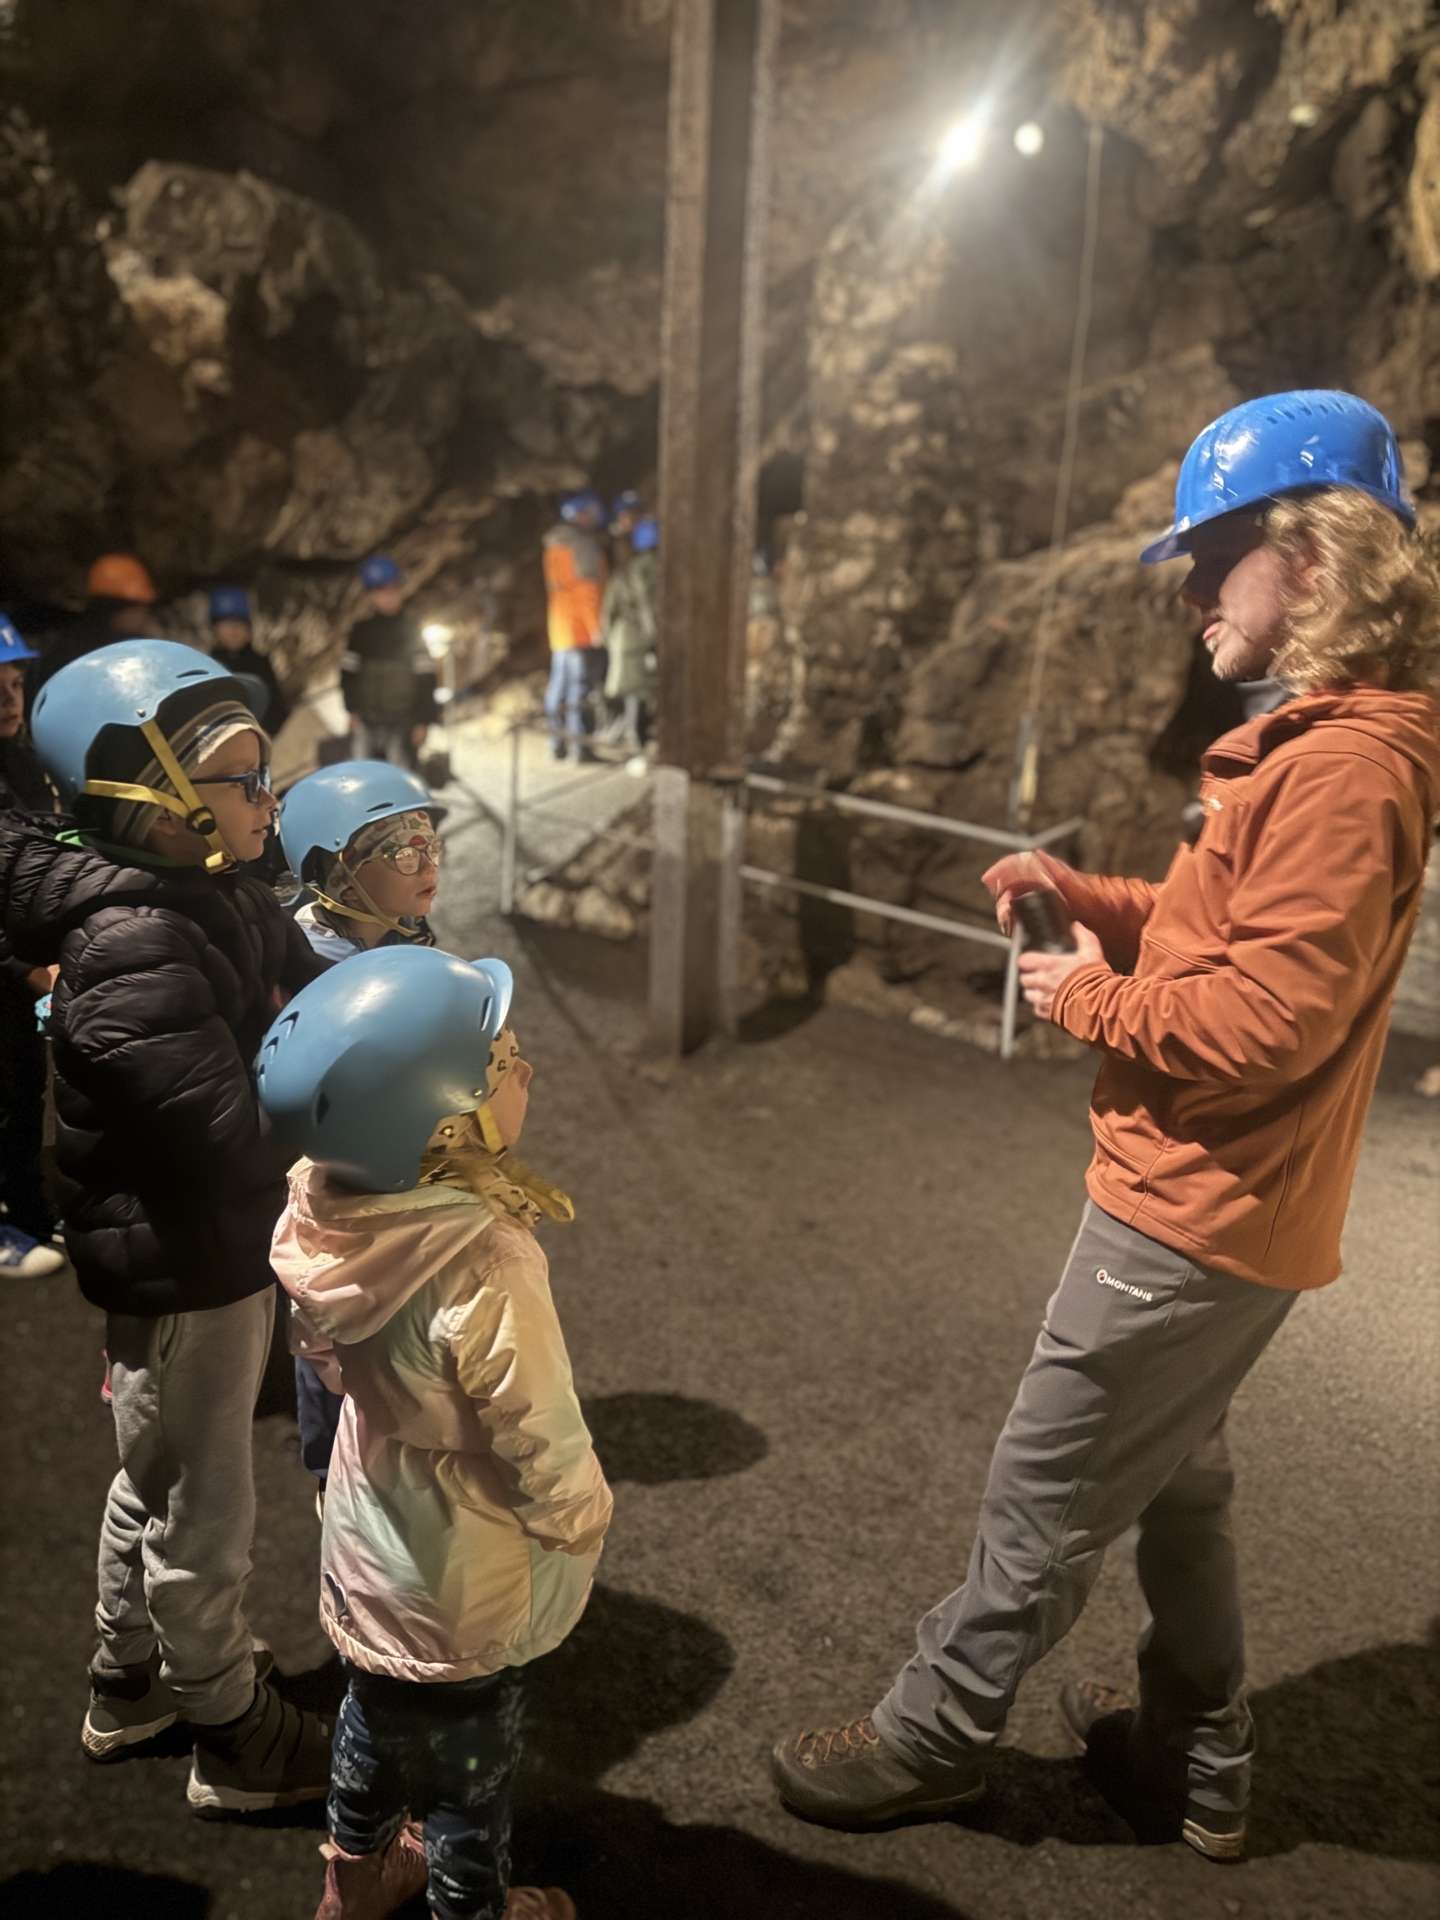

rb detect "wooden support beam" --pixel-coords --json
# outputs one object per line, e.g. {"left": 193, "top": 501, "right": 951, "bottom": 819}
{"left": 648, "top": 0, "right": 777, "bottom": 1056}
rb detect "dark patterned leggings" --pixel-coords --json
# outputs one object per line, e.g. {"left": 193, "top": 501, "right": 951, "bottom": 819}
{"left": 328, "top": 1664, "right": 525, "bottom": 1920}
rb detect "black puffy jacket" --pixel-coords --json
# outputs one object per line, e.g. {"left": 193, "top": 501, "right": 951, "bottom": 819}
{"left": 0, "top": 817, "right": 328, "bottom": 1316}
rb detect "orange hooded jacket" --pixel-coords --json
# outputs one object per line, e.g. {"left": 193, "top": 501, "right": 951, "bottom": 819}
{"left": 542, "top": 524, "right": 607, "bottom": 652}
{"left": 1051, "top": 686, "right": 1440, "bottom": 1289}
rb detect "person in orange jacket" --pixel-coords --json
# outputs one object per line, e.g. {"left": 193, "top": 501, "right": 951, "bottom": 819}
{"left": 541, "top": 492, "right": 608, "bottom": 763}
{"left": 771, "top": 392, "right": 1440, "bottom": 1862}
{"left": 33, "top": 555, "right": 161, "bottom": 695}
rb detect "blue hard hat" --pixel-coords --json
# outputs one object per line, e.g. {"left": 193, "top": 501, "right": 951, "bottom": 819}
{"left": 1142, "top": 390, "right": 1414, "bottom": 564}
{"left": 610, "top": 490, "right": 642, "bottom": 519}
{"left": 256, "top": 946, "right": 515, "bottom": 1191}
{"left": 630, "top": 515, "right": 659, "bottom": 553}
{"left": 30, "top": 639, "right": 265, "bottom": 806}
{"left": 360, "top": 555, "right": 403, "bottom": 590}
{"left": 0, "top": 615, "right": 38, "bottom": 665}
{"left": 279, "top": 760, "right": 448, "bottom": 886}
{"left": 208, "top": 586, "right": 252, "bottom": 624}
{"left": 560, "top": 490, "right": 605, "bottom": 526}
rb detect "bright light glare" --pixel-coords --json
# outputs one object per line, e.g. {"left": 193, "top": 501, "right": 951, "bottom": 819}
{"left": 937, "top": 111, "right": 986, "bottom": 175}
{"left": 421, "top": 622, "right": 454, "bottom": 658}
{"left": 1014, "top": 121, "right": 1044, "bottom": 157}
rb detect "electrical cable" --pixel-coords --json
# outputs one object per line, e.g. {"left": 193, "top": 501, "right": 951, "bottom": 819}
{"left": 1007, "top": 119, "right": 1104, "bottom": 829}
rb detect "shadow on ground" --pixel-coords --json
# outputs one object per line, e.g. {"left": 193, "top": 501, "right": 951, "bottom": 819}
{"left": 0, "top": 1863, "right": 210, "bottom": 1917}
{"left": 1247, "top": 1623, "right": 1440, "bottom": 1860}
{"left": 509, "top": 1583, "right": 976, "bottom": 1917}
{"left": 506, "top": 1593, "right": 1440, "bottom": 1915}
{"left": 1078, "top": 1626, "right": 1440, "bottom": 1861}
{"left": 582, "top": 1392, "right": 769, "bottom": 1483}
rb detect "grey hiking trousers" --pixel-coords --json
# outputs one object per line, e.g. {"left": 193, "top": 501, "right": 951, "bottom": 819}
{"left": 94, "top": 1289, "right": 274, "bottom": 1725}
{"left": 873, "top": 1203, "right": 1298, "bottom": 1816}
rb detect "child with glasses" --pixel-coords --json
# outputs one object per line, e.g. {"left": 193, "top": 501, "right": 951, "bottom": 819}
{"left": 293, "top": 808, "right": 444, "bottom": 960}
{"left": 277, "top": 764, "right": 452, "bottom": 1490}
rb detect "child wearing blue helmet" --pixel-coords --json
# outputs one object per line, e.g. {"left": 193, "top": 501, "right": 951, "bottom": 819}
{"left": 277, "top": 760, "right": 449, "bottom": 1485}
{"left": 207, "top": 586, "right": 290, "bottom": 733}
{"left": 0, "top": 640, "right": 335, "bottom": 1815}
{"left": 260, "top": 947, "right": 607, "bottom": 1920}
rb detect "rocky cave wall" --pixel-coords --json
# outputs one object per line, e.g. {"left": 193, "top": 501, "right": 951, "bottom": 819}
{"left": 2, "top": 0, "right": 1438, "bottom": 1031}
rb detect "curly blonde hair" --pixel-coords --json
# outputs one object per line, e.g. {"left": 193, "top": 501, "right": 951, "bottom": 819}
{"left": 1264, "top": 488, "right": 1440, "bottom": 693}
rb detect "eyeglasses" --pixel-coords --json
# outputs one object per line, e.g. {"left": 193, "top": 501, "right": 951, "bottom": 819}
{"left": 192, "top": 767, "right": 273, "bottom": 804}
{"left": 375, "top": 832, "right": 445, "bottom": 877}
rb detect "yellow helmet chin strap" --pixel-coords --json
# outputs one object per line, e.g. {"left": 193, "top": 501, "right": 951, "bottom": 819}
{"left": 308, "top": 857, "right": 425, "bottom": 941}
{"left": 84, "top": 719, "right": 238, "bottom": 874}
{"left": 474, "top": 1100, "right": 575, "bottom": 1223}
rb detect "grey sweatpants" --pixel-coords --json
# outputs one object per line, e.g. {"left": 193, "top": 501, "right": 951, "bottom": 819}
{"left": 873, "top": 1203, "right": 1298, "bottom": 1815}
{"left": 94, "top": 1289, "right": 274, "bottom": 1725}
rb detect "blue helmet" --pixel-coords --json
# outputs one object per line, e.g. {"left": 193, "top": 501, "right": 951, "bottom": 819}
{"left": 1142, "top": 390, "right": 1414, "bottom": 564}
{"left": 0, "top": 615, "right": 37, "bottom": 665}
{"left": 279, "top": 760, "right": 447, "bottom": 887}
{"left": 29, "top": 639, "right": 266, "bottom": 872}
{"left": 610, "top": 490, "right": 642, "bottom": 521}
{"left": 30, "top": 640, "right": 263, "bottom": 807}
{"left": 630, "top": 515, "right": 659, "bottom": 554}
{"left": 360, "top": 555, "right": 403, "bottom": 590}
{"left": 560, "top": 490, "right": 605, "bottom": 527}
{"left": 208, "top": 586, "right": 252, "bottom": 624}
{"left": 256, "top": 946, "right": 515, "bottom": 1191}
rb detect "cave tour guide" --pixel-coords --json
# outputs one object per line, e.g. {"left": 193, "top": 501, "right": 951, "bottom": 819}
{"left": 771, "top": 391, "right": 1440, "bottom": 1861}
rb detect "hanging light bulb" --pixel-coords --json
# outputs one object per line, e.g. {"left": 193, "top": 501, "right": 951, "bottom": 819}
{"left": 936, "top": 109, "right": 987, "bottom": 177}
{"left": 1014, "top": 121, "right": 1044, "bottom": 157}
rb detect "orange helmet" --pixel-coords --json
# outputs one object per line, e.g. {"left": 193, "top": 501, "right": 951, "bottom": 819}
{"left": 86, "top": 554, "right": 158, "bottom": 603}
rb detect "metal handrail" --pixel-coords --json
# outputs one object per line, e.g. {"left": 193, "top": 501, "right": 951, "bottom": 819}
{"left": 740, "top": 772, "right": 1085, "bottom": 1060}
{"left": 744, "top": 773, "right": 1083, "bottom": 850}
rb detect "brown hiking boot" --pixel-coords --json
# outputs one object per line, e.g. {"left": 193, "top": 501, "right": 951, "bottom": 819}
{"left": 771, "top": 1713, "right": 984, "bottom": 1829}
{"left": 314, "top": 1823, "right": 428, "bottom": 1919}
{"left": 1061, "top": 1681, "right": 1247, "bottom": 1863}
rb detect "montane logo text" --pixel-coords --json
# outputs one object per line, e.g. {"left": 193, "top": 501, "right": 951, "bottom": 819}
{"left": 1095, "top": 1268, "right": 1155, "bottom": 1302}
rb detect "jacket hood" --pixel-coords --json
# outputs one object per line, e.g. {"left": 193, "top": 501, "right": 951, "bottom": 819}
{"left": 273, "top": 1160, "right": 494, "bottom": 1345}
{"left": 1204, "top": 686, "right": 1440, "bottom": 815}
{"left": 0, "top": 814, "right": 206, "bottom": 968}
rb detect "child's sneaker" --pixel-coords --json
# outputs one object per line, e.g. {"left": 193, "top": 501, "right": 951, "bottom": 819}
{"left": 82, "top": 1650, "right": 181, "bottom": 1757}
{"left": 187, "top": 1679, "right": 331, "bottom": 1814}
{"left": 315, "top": 1823, "right": 427, "bottom": 1919}
{"left": 83, "top": 1644, "right": 275, "bottom": 1758}
{"left": 505, "top": 1893, "right": 577, "bottom": 1920}
{"left": 0, "top": 1225, "right": 64, "bottom": 1278}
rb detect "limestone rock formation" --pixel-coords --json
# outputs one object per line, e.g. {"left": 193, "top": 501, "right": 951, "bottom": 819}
{"left": 2, "top": 0, "right": 1437, "bottom": 1041}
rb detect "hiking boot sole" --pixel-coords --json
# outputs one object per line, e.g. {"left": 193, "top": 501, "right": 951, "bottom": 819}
{"left": 186, "top": 1769, "right": 330, "bottom": 1816}
{"left": 82, "top": 1708, "right": 179, "bottom": 1758}
{"left": 1183, "top": 1813, "right": 1246, "bottom": 1862}
{"left": 777, "top": 1780, "right": 986, "bottom": 1831}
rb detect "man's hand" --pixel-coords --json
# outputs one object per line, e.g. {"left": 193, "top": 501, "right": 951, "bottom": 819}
{"left": 25, "top": 964, "right": 58, "bottom": 997}
{"left": 1018, "top": 922, "right": 1106, "bottom": 1022}
{"left": 982, "top": 849, "right": 1074, "bottom": 935}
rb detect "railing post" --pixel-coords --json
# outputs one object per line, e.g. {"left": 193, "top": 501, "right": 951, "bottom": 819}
{"left": 1000, "top": 928, "right": 1022, "bottom": 1060}
{"left": 500, "top": 723, "right": 520, "bottom": 916}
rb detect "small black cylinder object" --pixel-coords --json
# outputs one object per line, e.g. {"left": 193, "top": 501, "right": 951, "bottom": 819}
{"left": 1014, "top": 886, "right": 1077, "bottom": 954}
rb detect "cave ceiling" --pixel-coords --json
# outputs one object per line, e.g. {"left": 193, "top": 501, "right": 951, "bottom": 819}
{"left": 0, "top": 0, "right": 1435, "bottom": 835}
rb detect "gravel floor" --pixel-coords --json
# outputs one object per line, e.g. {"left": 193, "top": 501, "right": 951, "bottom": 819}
{"left": 1, "top": 880, "right": 1436, "bottom": 1920}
